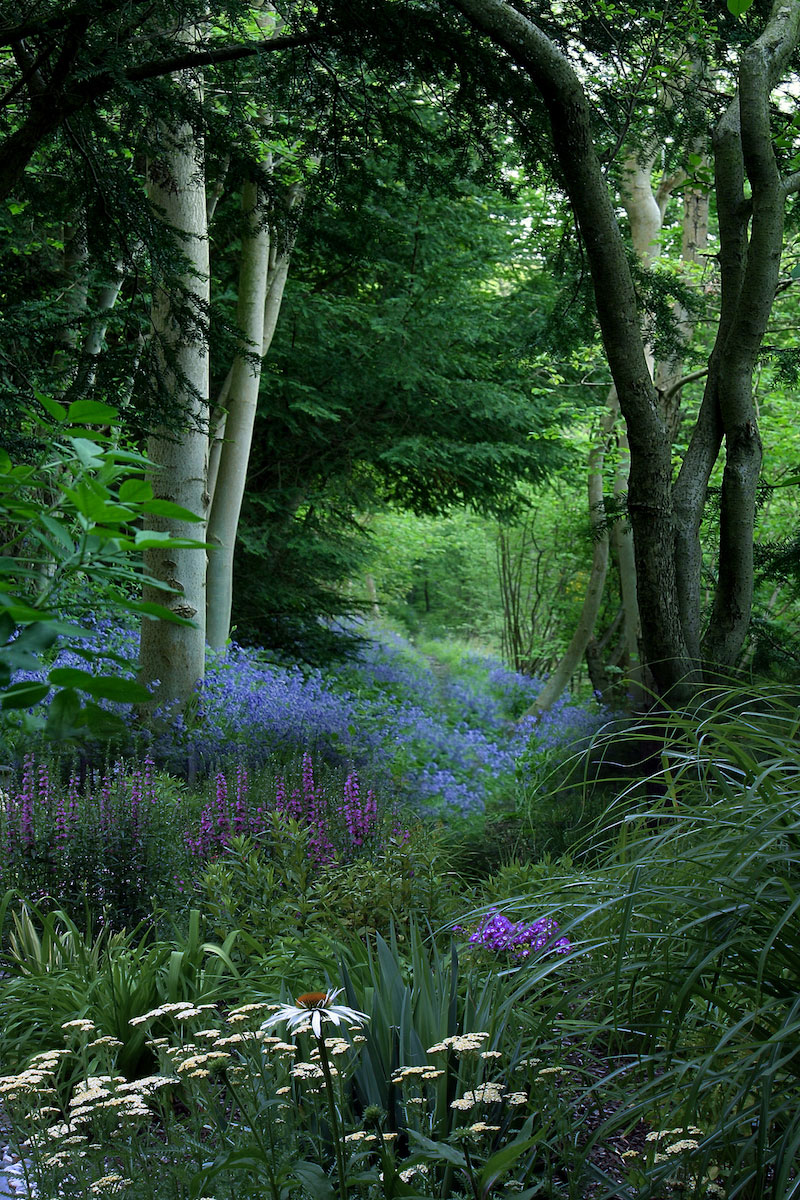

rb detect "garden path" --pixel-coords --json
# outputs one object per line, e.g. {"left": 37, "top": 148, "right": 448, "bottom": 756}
{"left": 0, "top": 1145, "right": 30, "bottom": 1196}
{"left": 0, "top": 1108, "right": 32, "bottom": 1196}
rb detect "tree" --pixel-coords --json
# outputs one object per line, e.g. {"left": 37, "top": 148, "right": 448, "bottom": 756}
{"left": 228, "top": 151, "right": 573, "bottom": 654}
{"left": 0, "top": 3, "right": 317, "bottom": 202}
{"left": 439, "top": 0, "right": 800, "bottom": 698}
{"left": 137, "top": 33, "right": 211, "bottom": 706}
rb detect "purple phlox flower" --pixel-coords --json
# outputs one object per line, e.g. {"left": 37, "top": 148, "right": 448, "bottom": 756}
{"left": 468, "top": 908, "right": 572, "bottom": 960}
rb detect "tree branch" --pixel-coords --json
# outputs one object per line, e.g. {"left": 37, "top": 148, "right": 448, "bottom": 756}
{"left": 659, "top": 366, "right": 709, "bottom": 405}
{"left": 122, "top": 32, "right": 319, "bottom": 85}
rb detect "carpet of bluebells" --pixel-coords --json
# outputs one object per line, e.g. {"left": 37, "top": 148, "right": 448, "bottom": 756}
{"left": 11, "top": 622, "right": 609, "bottom": 816}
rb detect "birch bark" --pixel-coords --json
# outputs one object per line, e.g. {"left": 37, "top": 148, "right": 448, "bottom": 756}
{"left": 205, "top": 178, "right": 301, "bottom": 647}
{"left": 138, "top": 51, "right": 210, "bottom": 705}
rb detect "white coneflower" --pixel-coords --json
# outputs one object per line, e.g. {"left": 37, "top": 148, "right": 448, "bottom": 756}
{"left": 261, "top": 989, "right": 369, "bottom": 1040}
{"left": 262, "top": 987, "right": 369, "bottom": 1200}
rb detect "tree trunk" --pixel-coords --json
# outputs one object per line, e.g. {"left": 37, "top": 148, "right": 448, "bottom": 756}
{"left": 529, "top": 151, "right": 661, "bottom": 712}
{"left": 71, "top": 263, "right": 124, "bottom": 399}
{"left": 448, "top": 0, "right": 799, "bottom": 698}
{"left": 206, "top": 180, "right": 270, "bottom": 649}
{"left": 138, "top": 53, "right": 210, "bottom": 706}
{"left": 700, "top": 8, "right": 797, "bottom": 667}
{"left": 205, "top": 178, "right": 301, "bottom": 648}
{"left": 527, "top": 401, "right": 615, "bottom": 714}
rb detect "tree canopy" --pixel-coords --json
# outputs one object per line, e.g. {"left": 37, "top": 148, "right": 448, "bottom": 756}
{"left": 2, "top": 0, "right": 800, "bottom": 705}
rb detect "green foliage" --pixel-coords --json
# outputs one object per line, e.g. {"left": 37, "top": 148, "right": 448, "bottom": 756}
{"left": 339, "top": 923, "right": 509, "bottom": 1138}
{"left": 0, "top": 757, "right": 194, "bottom": 929}
{"left": 197, "top": 818, "right": 460, "bottom": 960}
{"left": 311, "top": 829, "right": 463, "bottom": 939}
{"left": 513, "top": 719, "right": 631, "bottom": 862}
{"left": 0, "top": 899, "right": 240, "bottom": 1081}
{"left": 230, "top": 165, "right": 573, "bottom": 655}
{"left": 0, "top": 399, "right": 204, "bottom": 748}
{"left": 505, "top": 685, "right": 800, "bottom": 1198}
{"left": 198, "top": 821, "right": 318, "bottom": 946}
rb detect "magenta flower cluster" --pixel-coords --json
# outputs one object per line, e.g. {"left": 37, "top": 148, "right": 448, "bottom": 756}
{"left": 0, "top": 753, "right": 158, "bottom": 867}
{"left": 186, "top": 752, "right": 406, "bottom": 868}
{"left": 468, "top": 908, "right": 572, "bottom": 960}
{"left": 0, "top": 754, "right": 179, "bottom": 924}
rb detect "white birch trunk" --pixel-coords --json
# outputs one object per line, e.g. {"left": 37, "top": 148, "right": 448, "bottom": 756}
{"left": 206, "top": 180, "right": 270, "bottom": 648}
{"left": 139, "top": 56, "right": 210, "bottom": 705}
{"left": 205, "top": 176, "right": 302, "bottom": 647}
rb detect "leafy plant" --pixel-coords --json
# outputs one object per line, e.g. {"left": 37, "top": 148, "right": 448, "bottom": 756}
{"left": 0, "top": 397, "right": 204, "bottom": 747}
{"left": 0, "top": 898, "right": 240, "bottom": 1081}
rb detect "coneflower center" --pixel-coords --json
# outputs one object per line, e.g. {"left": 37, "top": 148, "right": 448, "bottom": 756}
{"left": 296, "top": 991, "right": 328, "bottom": 1009}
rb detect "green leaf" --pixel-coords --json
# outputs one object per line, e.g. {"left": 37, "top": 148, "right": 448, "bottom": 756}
{"left": 141, "top": 498, "right": 204, "bottom": 522}
{"left": 47, "top": 667, "right": 98, "bottom": 688}
{"left": 0, "top": 598, "right": 50, "bottom": 623}
{"left": 478, "top": 1132, "right": 540, "bottom": 1193}
{"left": 7, "top": 623, "right": 60, "bottom": 654}
{"left": 66, "top": 399, "right": 119, "bottom": 424}
{"left": 65, "top": 437, "right": 105, "bottom": 468}
{"left": 727, "top": 0, "right": 754, "bottom": 13}
{"left": 1, "top": 681, "right": 50, "bottom": 709}
{"left": 80, "top": 703, "right": 129, "bottom": 736}
{"left": 37, "top": 395, "right": 67, "bottom": 422}
{"left": 38, "top": 515, "right": 76, "bottom": 555}
{"left": 48, "top": 666, "right": 150, "bottom": 703}
{"left": 117, "top": 599, "right": 196, "bottom": 626}
{"left": 133, "top": 529, "right": 207, "bottom": 549}
{"left": 118, "top": 478, "right": 154, "bottom": 503}
{"left": 81, "top": 676, "right": 151, "bottom": 703}
{"left": 406, "top": 1130, "right": 466, "bottom": 1168}
{"left": 291, "top": 1161, "right": 335, "bottom": 1200}
{"left": 44, "top": 688, "right": 82, "bottom": 738}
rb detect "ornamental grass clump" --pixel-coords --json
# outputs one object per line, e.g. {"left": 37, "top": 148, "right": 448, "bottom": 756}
{"left": 504, "top": 684, "right": 800, "bottom": 1199}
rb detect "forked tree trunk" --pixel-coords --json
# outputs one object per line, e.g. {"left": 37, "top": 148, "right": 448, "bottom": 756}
{"left": 139, "top": 54, "right": 210, "bottom": 706}
{"left": 205, "top": 180, "right": 270, "bottom": 649}
{"left": 205, "top": 178, "right": 301, "bottom": 648}
{"left": 449, "top": 0, "right": 800, "bottom": 699}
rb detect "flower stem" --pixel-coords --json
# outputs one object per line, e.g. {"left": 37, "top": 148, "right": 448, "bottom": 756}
{"left": 315, "top": 1033, "right": 349, "bottom": 1200}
